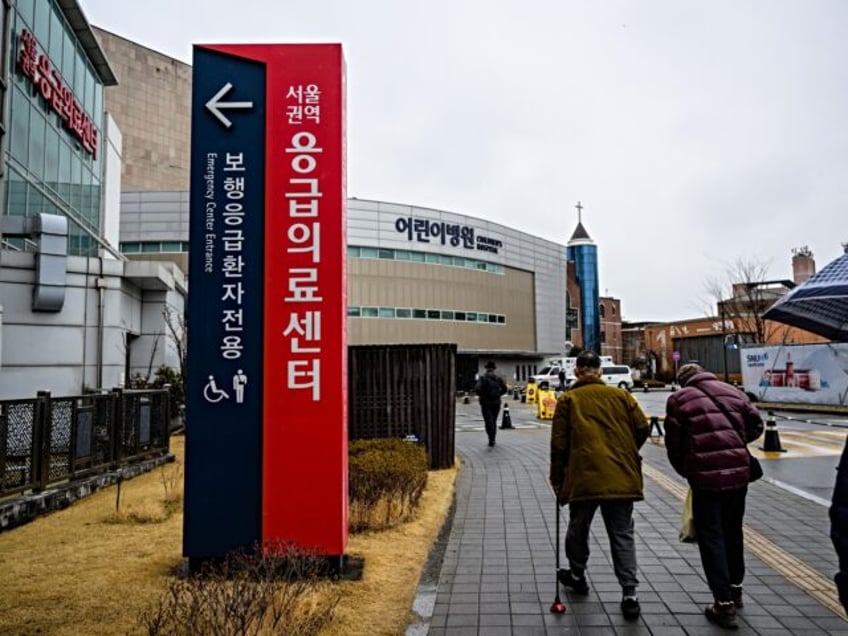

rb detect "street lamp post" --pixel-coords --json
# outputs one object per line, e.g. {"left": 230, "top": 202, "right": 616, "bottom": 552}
{"left": 721, "top": 305, "right": 739, "bottom": 384}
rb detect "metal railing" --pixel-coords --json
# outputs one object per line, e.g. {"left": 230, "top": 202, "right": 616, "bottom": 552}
{"left": 0, "top": 388, "right": 170, "bottom": 499}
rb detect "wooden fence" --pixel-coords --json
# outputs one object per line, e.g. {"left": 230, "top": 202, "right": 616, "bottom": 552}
{"left": 348, "top": 343, "right": 456, "bottom": 469}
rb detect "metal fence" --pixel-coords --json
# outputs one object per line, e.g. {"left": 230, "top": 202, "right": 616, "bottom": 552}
{"left": 0, "top": 388, "right": 170, "bottom": 499}
{"left": 349, "top": 343, "right": 456, "bottom": 470}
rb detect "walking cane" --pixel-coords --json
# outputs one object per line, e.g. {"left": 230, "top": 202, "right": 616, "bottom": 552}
{"left": 550, "top": 488, "right": 567, "bottom": 614}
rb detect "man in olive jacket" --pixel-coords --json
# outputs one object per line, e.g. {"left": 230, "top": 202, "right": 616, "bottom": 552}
{"left": 549, "top": 351, "right": 649, "bottom": 620}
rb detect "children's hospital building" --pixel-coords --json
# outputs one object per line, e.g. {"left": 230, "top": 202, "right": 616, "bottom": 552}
{"left": 0, "top": 2, "right": 606, "bottom": 399}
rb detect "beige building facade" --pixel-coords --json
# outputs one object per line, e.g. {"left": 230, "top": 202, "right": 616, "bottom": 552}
{"left": 93, "top": 28, "right": 191, "bottom": 192}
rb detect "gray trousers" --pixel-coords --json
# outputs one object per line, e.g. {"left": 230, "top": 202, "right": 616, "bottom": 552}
{"left": 565, "top": 499, "right": 639, "bottom": 594}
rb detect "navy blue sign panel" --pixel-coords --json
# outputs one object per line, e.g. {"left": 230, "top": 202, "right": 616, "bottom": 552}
{"left": 185, "top": 47, "right": 265, "bottom": 559}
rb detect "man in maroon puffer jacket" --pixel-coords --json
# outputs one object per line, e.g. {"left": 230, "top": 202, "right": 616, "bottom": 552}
{"left": 665, "top": 363, "right": 764, "bottom": 630}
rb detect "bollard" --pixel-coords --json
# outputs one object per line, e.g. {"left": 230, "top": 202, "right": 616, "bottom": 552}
{"left": 760, "top": 410, "right": 787, "bottom": 452}
{"left": 643, "top": 383, "right": 649, "bottom": 393}
{"left": 463, "top": 391, "right": 470, "bottom": 405}
{"left": 500, "top": 404, "right": 513, "bottom": 429}
{"left": 513, "top": 388, "right": 519, "bottom": 401}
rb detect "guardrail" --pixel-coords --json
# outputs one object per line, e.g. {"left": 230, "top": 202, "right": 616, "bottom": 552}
{"left": 1, "top": 388, "right": 170, "bottom": 499}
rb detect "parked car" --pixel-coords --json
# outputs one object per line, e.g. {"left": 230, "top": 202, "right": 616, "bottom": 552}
{"left": 600, "top": 365, "right": 634, "bottom": 391}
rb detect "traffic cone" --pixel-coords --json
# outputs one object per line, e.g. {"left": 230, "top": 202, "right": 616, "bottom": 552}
{"left": 500, "top": 404, "right": 513, "bottom": 429}
{"left": 760, "top": 411, "right": 787, "bottom": 452}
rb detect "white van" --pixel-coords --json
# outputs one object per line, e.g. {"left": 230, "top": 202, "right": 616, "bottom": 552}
{"left": 600, "top": 365, "right": 634, "bottom": 391}
{"left": 529, "top": 365, "right": 568, "bottom": 389}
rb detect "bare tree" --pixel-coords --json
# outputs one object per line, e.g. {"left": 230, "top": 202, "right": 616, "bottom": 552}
{"left": 162, "top": 303, "right": 187, "bottom": 381}
{"left": 704, "top": 256, "right": 795, "bottom": 344}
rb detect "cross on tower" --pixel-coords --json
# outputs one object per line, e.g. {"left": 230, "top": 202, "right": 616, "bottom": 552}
{"left": 575, "top": 201, "right": 583, "bottom": 223}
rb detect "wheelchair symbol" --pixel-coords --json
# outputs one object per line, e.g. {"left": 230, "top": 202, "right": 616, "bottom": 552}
{"left": 203, "top": 375, "right": 230, "bottom": 403}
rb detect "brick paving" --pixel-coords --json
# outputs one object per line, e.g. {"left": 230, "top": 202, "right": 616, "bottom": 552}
{"left": 410, "top": 399, "right": 848, "bottom": 635}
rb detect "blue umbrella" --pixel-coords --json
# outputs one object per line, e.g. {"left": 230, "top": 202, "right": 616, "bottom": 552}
{"left": 763, "top": 250, "right": 848, "bottom": 342}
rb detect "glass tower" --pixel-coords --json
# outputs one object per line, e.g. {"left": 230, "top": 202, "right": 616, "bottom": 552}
{"left": 566, "top": 218, "right": 601, "bottom": 353}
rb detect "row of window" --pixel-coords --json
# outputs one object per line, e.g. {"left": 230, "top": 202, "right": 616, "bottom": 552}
{"left": 13, "top": 0, "right": 104, "bottom": 117}
{"left": 8, "top": 84, "right": 102, "bottom": 194}
{"left": 348, "top": 245, "right": 503, "bottom": 274}
{"left": 120, "top": 241, "right": 190, "bottom": 254}
{"left": 348, "top": 306, "right": 506, "bottom": 324}
{"left": 4, "top": 1, "right": 105, "bottom": 257}
{"left": 115, "top": 243, "right": 505, "bottom": 273}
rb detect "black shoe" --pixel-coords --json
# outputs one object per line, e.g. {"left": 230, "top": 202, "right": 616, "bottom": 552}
{"left": 621, "top": 597, "right": 640, "bottom": 620}
{"left": 705, "top": 602, "right": 738, "bottom": 630}
{"left": 730, "top": 585, "right": 743, "bottom": 608}
{"left": 557, "top": 569, "right": 589, "bottom": 595}
{"left": 488, "top": 439, "right": 495, "bottom": 446}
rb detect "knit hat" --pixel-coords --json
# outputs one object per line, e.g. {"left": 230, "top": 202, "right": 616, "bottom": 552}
{"left": 677, "top": 363, "right": 703, "bottom": 386}
{"left": 485, "top": 360, "right": 497, "bottom": 370}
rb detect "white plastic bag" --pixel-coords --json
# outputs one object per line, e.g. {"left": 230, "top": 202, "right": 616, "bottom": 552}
{"left": 679, "top": 488, "right": 697, "bottom": 543}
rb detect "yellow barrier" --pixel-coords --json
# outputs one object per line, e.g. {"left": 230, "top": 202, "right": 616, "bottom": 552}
{"left": 537, "top": 389, "right": 557, "bottom": 420}
{"left": 525, "top": 382, "right": 538, "bottom": 405}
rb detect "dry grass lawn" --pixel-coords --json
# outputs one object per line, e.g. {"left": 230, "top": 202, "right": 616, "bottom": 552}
{"left": 0, "top": 435, "right": 458, "bottom": 635}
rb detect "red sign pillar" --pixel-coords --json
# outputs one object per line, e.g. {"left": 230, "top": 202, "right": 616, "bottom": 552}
{"left": 203, "top": 44, "right": 348, "bottom": 556}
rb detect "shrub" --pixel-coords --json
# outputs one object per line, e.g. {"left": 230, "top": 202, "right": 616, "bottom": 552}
{"left": 140, "top": 540, "right": 339, "bottom": 636}
{"left": 348, "top": 438, "right": 428, "bottom": 532}
{"left": 151, "top": 365, "right": 185, "bottom": 419}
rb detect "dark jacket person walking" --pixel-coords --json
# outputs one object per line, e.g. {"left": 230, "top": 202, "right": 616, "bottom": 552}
{"left": 549, "top": 351, "right": 649, "bottom": 620}
{"left": 476, "top": 361, "right": 507, "bottom": 446}
{"left": 830, "top": 438, "right": 848, "bottom": 614}
{"left": 664, "top": 363, "right": 764, "bottom": 630}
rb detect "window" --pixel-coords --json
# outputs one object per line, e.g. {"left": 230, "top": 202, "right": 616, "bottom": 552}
{"left": 396, "top": 308, "right": 411, "bottom": 318}
{"left": 347, "top": 306, "right": 361, "bottom": 317}
{"left": 361, "top": 307, "right": 378, "bottom": 317}
{"left": 600, "top": 305, "right": 606, "bottom": 318}
{"left": 413, "top": 308, "right": 426, "bottom": 319}
{"left": 427, "top": 309, "right": 440, "bottom": 320}
{"left": 378, "top": 307, "right": 395, "bottom": 318}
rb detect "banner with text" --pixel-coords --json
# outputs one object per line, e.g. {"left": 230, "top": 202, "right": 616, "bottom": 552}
{"left": 186, "top": 44, "right": 347, "bottom": 560}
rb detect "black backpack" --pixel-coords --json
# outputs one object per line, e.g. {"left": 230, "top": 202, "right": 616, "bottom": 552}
{"left": 479, "top": 373, "right": 504, "bottom": 401}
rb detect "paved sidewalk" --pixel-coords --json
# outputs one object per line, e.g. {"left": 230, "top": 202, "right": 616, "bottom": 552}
{"left": 417, "top": 400, "right": 848, "bottom": 635}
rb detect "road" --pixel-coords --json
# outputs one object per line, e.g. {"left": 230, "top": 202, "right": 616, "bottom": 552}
{"left": 460, "top": 388, "right": 848, "bottom": 506}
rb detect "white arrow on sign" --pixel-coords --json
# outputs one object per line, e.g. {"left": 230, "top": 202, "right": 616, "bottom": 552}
{"left": 205, "top": 82, "right": 254, "bottom": 129}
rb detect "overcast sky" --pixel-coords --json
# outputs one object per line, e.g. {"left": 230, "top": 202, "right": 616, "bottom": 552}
{"left": 79, "top": 0, "right": 848, "bottom": 323}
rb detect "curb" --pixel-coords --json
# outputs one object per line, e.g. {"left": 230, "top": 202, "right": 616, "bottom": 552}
{"left": 405, "top": 480, "right": 458, "bottom": 635}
